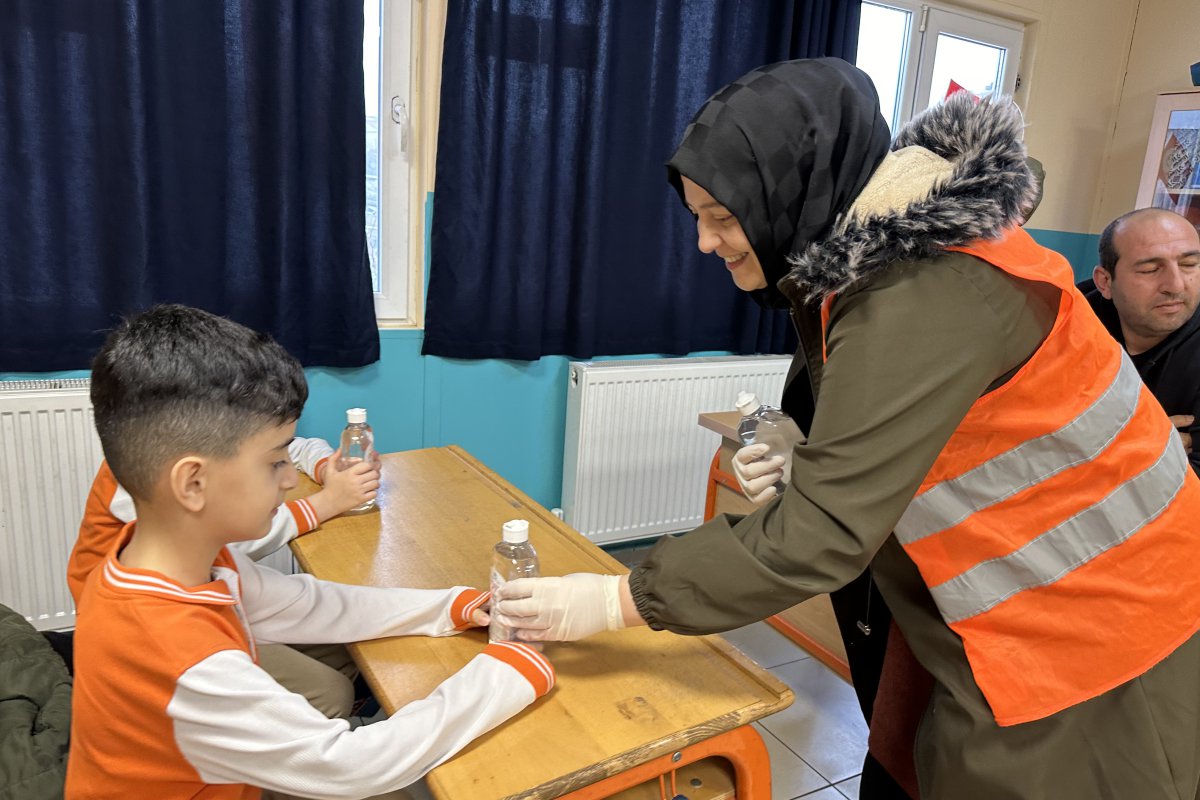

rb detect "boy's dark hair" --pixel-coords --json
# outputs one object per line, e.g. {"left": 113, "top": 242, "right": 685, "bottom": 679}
{"left": 90, "top": 305, "right": 307, "bottom": 498}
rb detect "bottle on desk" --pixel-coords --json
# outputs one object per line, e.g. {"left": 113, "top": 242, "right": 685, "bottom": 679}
{"left": 735, "top": 391, "right": 804, "bottom": 495}
{"left": 489, "top": 520, "right": 540, "bottom": 645}
{"left": 335, "top": 407, "right": 381, "bottom": 512}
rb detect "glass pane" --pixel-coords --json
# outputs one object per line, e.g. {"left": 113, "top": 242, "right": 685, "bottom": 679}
{"left": 363, "top": 0, "right": 382, "bottom": 293}
{"left": 1153, "top": 109, "right": 1200, "bottom": 227}
{"left": 925, "top": 34, "right": 1004, "bottom": 108}
{"left": 856, "top": 2, "right": 912, "bottom": 131}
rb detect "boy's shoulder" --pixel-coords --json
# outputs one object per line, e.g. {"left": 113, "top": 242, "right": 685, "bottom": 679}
{"left": 77, "top": 550, "right": 252, "bottom": 678}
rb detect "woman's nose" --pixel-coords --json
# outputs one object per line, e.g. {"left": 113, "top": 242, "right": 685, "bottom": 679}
{"left": 696, "top": 220, "right": 720, "bottom": 254}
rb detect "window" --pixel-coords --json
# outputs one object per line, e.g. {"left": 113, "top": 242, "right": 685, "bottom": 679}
{"left": 857, "top": 1, "right": 1024, "bottom": 132}
{"left": 364, "top": 0, "right": 420, "bottom": 325}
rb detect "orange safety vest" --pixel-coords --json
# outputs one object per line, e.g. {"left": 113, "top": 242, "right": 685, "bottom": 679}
{"left": 822, "top": 227, "right": 1200, "bottom": 726}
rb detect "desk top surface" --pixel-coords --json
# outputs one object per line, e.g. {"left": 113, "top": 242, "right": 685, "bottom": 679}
{"left": 697, "top": 410, "right": 743, "bottom": 443}
{"left": 290, "top": 446, "right": 791, "bottom": 800}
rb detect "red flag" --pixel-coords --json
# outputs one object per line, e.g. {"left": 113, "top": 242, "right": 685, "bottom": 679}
{"left": 945, "top": 80, "right": 981, "bottom": 103}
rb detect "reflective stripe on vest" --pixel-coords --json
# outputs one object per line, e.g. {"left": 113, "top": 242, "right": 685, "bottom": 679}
{"left": 821, "top": 227, "right": 1200, "bottom": 726}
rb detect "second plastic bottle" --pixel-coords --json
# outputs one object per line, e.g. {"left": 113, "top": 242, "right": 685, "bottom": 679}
{"left": 335, "top": 407, "right": 381, "bottom": 512}
{"left": 489, "top": 520, "right": 540, "bottom": 645}
{"left": 735, "top": 391, "right": 805, "bottom": 496}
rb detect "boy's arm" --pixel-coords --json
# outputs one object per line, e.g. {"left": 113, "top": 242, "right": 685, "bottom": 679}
{"left": 227, "top": 499, "right": 317, "bottom": 561}
{"left": 68, "top": 462, "right": 137, "bottom": 604}
{"left": 233, "top": 549, "right": 489, "bottom": 642}
{"left": 287, "top": 436, "right": 335, "bottom": 483}
{"left": 170, "top": 644, "right": 553, "bottom": 798}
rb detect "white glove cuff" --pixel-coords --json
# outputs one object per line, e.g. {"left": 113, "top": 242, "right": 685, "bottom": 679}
{"left": 601, "top": 574, "right": 626, "bottom": 631}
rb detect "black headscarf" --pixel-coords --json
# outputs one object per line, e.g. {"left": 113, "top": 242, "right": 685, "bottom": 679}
{"left": 667, "top": 58, "right": 892, "bottom": 306}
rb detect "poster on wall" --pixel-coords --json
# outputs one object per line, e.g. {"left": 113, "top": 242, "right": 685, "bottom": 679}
{"left": 1152, "top": 109, "right": 1200, "bottom": 227}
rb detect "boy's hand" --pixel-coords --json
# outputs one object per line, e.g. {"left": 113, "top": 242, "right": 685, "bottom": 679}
{"left": 451, "top": 589, "right": 491, "bottom": 631}
{"left": 306, "top": 452, "right": 381, "bottom": 523}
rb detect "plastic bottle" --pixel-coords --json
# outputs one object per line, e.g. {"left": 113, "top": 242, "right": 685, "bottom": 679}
{"left": 735, "top": 392, "right": 805, "bottom": 495}
{"left": 335, "top": 407, "right": 381, "bottom": 512}
{"left": 489, "top": 520, "right": 540, "bottom": 645}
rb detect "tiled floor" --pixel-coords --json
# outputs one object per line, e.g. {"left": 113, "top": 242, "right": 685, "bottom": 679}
{"left": 608, "top": 543, "right": 867, "bottom": 799}
{"left": 401, "top": 541, "right": 868, "bottom": 799}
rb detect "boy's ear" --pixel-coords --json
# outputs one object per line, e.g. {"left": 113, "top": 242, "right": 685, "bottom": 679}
{"left": 169, "top": 456, "right": 208, "bottom": 512}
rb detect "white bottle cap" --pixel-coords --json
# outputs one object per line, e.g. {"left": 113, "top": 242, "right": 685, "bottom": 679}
{"left": 736, "top": 391, "right": 760, "bottom": 416}
{"left": 346, "top": 407, "right": 367, "bottom": 424}
{"left": 502, "top": 519, "right": 530, "bottom": 543}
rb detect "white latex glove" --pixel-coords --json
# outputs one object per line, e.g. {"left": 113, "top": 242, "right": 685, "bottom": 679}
{"left": 491, "top": 573, "right": 625, "bottom": 642}
{"left": 732, "top": 442, "right": 786, "bottom": 504}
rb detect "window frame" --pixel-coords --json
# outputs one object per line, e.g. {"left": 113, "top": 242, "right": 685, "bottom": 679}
{"left": 371, "top": 0, "right": 439, "bottom": 328}
{"left": 860, "top": 1, "right": 1025, "bottom": 131}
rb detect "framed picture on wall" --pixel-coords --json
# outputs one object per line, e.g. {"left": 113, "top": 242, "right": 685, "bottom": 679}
{"left": 1137, "top": 89, "right": 1200, "bottom": 228}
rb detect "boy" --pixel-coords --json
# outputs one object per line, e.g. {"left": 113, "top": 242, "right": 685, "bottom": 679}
{"left": 66, "top": 305, "right": 553, "bottom": 799}
{"left": 68, "top": 436, "right": 381, "bottom": 719}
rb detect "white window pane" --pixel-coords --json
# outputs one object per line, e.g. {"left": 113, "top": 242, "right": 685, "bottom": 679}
{"left": 364, "top": 0, "right": 381, "bottom": 293}
{"left": 856, "top": 2, "right": 912, "bottom": 132}
{"left": 925, "top": 34, "right": 1004, "bottom": 108}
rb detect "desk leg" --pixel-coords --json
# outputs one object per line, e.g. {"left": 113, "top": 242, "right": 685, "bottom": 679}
{"left": 555, "top": 724, "right": 770, "bottom": 800}
{"left": 705, "top": 449, "right": 743, "bottom": 522}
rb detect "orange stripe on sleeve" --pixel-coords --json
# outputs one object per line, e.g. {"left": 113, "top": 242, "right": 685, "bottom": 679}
{"left": 481, "top": 641, "right": 555, "bottom": 697}
{"left": 450, "top": 589, "right": 489, "bottom": 630}
{"left": 286, "top": 498, "right": 319, "bottom": 534}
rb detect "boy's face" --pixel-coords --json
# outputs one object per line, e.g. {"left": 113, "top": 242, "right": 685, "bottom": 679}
{"left": 205, "top": 421, "right": 299, "bottom": 542}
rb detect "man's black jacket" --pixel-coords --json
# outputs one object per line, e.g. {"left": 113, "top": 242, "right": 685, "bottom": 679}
{"left": 1080, "top": 278, "right": 1200, "bottom": 474}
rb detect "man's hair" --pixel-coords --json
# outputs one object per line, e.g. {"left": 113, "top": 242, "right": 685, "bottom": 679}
{"left": 90, "top": 305, "right": 307, "bottom": 498}
{"left": 1098, "top": 207, "right": 1191, "bottom": 275}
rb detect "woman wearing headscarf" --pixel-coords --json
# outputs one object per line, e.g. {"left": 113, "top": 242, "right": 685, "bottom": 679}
{"left": 496, "top": 59, "right": 1200, "bottom": 799}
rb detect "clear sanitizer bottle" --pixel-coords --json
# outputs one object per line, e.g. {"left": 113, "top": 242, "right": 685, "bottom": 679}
{"left": 336, "top": 407, "right": 381, "bottom": 512}
{"left": 735, "top": 391, "right": 805, "bottom": 495}
{"left": 489, "top": 520, "right": 540, "bottom": 644}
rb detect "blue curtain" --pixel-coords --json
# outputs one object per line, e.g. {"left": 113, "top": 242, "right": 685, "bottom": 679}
{"left": 0, "top": 0, "right": 379, "bottom": 371}
{"left": 424, "top": 0, "right": 862, "bottom": 360}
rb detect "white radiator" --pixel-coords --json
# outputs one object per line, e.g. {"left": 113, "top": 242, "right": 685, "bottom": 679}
{"left": 0, "top": 379, "right": 101, "bottom": 630}
{"left": 0, "top": 379, "right": 299, "bottom": 630}
{"left": 562, "top": 356, "right": 791, "bottom": 546}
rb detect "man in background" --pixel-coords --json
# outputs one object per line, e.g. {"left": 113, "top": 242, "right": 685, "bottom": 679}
{"left": 1085, "top": 207, "right": 1200, "bottom": 472}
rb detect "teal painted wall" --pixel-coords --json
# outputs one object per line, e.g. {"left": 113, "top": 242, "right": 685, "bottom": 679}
{"left": 1027, "top": 228, "right": 1101, "bottom": 283}
{"left": 1, "top": 221, "right": 1103, "bottom": 510}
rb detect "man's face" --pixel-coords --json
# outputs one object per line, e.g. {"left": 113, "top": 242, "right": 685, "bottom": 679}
{"left": 1095, "top": 212, "right": 1200, "bottom": 355}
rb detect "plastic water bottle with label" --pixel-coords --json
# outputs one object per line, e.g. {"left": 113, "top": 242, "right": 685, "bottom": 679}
{"left": 735, "top": 391, "right": 805, "bottom": 495}
{"left": 489, "top": 520, "right": 540, "bottom": 645}
{"left": 335, "top": 407, "right": 381, "bottom": 512}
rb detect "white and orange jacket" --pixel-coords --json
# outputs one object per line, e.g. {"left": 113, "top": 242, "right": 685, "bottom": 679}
{"left": 65, "top": 525, "right": 554, "bottom": 800}
{"left": 68, "top": 437, "right": 334, "bottom": 604}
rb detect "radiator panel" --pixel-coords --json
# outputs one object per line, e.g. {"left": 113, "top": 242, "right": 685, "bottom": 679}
{"left": 562, "top": 356, "right": 791, "bottom": 545}
{"left": 0, "top": 380, "right": 100, "bottom": 630}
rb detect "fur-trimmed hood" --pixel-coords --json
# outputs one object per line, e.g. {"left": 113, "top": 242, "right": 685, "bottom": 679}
{"left": 781, "top": 93, "right": 1039, "bottom": 303}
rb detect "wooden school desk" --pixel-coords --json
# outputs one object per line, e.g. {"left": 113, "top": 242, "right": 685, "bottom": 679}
{"left": 698, "top": 412, "right": 851, "bottom": 683}
{"left": 288, "top": 446, "right": 793, "bottom": 800}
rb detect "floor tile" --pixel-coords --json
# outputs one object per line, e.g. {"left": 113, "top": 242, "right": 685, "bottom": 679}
{"left": 759, "top": 658, "right": 868, "bottom": 785}
{"left": 603, "top": 543, "right": 654, "bottom": 568}
{"left": 834, "top": 773, "right": 861, "bottom": 798}
{"left": 721, "top": 621, "right": 812, "bottom": 669}
{"left": 754, "top": 722, "right": 829, "bottom": 798}
{"left": 797, "top": 787, "right": 849, "bottom": 799}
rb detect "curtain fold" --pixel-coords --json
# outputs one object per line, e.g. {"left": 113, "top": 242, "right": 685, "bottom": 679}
{"left": 424, "top": 0, "right": 863, "bottom": 360}
{"left": 0, "top": 0, "right": 379, "bottom": 371}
